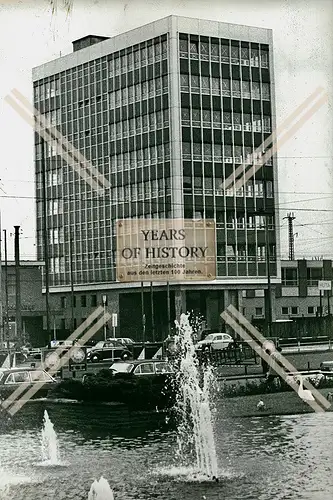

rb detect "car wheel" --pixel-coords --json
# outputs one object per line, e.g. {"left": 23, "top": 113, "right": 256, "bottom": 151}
{"left": 91, "top": 354, "right": 100, "bottom": 363}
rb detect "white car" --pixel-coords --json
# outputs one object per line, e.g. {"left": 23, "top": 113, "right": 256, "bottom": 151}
{"left": 195, "top": 333, "right": 234, "bottom": 351}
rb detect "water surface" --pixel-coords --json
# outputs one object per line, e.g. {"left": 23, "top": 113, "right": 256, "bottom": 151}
{"left": 0, "top": 401, "right": 332, "bottom": 500}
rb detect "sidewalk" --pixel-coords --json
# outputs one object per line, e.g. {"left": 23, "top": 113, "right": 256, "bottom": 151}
{"left": 282, "top": 344, "right": 333, "bottom": 354}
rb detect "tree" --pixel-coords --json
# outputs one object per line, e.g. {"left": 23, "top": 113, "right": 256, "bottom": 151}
{"left": 49, "top": 0, "right": 73, "bottom": 16}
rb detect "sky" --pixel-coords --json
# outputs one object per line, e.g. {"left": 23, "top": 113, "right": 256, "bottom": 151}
{"left": 0, "top": 0, "right": 332, "bottom": 261}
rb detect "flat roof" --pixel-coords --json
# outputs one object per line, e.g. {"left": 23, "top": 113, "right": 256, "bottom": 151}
{"left": 33, "top": 15, "right": 273, "bottom": 80}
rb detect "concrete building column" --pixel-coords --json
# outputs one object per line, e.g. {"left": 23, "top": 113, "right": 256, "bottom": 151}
{"left": 206, "top": 292, "right": 219, "bottom": 330}
{"left": 174, "top": 289, "right": 186, "bottom": 322}
{"left": 108, "top": 290, "right": 119, "bottom": 334}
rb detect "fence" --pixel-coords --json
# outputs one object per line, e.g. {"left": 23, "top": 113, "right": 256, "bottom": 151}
{"left": 253, "top": 316, "right": 333, "bottom": 341}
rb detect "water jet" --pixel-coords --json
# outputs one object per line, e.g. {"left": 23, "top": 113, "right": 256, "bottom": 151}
{"left": 172, "top": 313, "right": 218, "bottom": 480}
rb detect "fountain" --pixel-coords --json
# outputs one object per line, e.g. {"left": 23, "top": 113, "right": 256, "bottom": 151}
{"left": 172, "top": 313, "right": 218, "bottom": 480}
{"left": 88, "top": 476, "right": 114, "bottom": 500}
{"left": 40, "top": 410, "right": 61, "bottom": 465}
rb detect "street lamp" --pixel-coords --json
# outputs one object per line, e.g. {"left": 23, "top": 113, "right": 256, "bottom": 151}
{"left": 102, "top": 295, "right": 107, "bottom": 341}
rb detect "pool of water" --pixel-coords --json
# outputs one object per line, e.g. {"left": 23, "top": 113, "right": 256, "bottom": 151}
{"left": 0, "top": 401, "right": 332, "bottom": 500}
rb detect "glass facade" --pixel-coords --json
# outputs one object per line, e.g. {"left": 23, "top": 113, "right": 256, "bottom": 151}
{"left": 34, "top": 35, "right": 170, "bottom": 286}
{"left": 178, "top": 33, "right": 277, "bottom": 278}
{"left": 33, "top": 20, "right": 278, "bottom": 288}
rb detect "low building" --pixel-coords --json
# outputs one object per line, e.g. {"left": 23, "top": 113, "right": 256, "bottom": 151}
{"left": 1, "top": 261, "right": 45, "bottom": 346}
{"left": 243, "top": 259, "right": 333, "bottom": 321}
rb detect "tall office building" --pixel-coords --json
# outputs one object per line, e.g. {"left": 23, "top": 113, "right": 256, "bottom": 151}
{"left": 33, "top": 16, "right": 280, "bottom": 337}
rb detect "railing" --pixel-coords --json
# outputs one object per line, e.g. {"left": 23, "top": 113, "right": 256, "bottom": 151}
{"left": 197, "top": 343, "right": 258, "bottom": 366}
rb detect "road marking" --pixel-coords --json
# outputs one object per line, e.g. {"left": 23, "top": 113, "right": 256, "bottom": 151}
{"left": 221, "top": 305, "right": 331, "bottom": 413}
{"left": 5, "top": 89, "right": 110, "bottom": 196}
{"left": 221, "top": 87, "right": 328, "bottom": 193}
{"left": 1, "top": 306, "right": 106, "bottom": 414}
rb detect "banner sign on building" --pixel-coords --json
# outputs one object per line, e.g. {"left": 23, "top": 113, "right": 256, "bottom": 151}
{"left": 318, "top": 280, "right": 332, "bottom": 291}
{"left": 116, "top": 219, "right": 216, "bottom": 282}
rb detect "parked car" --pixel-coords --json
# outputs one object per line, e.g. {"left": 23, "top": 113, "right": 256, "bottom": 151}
{"left": 109, "top": 359, "right": 174, "bottom": 379}
{"left": 0, "top": 367, "right": 57, "bottom": 400}
{"left": 320, "top": 360, "right": 333, "bottom": 373}
{"left": 107, "top": 337, "right": 135, "bottom": 347}
{"left": 86, "top": 340, "right": 132, "bottom": 363}
{"left": 195, "top": 332, "right": 234, "bottom": 351}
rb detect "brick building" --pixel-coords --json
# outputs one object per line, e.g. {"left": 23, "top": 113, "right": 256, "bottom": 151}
{"left": 0, "top": 261, "right": 45, "bottom": 346}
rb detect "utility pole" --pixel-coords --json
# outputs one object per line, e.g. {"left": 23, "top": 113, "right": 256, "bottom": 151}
{"left": 150, "top": 281, "right": 155, "bottom": 341}
{"left": 141, "top": 281, "right": 146, "bottom": 343}
{"left": 283, "top": 212, "right": 296, "bottom": 260}
{"left": 0, "top": 216, "right": 3, "bottom": 346}
{"left": 167, "top": 281, "right": 171, "bottom": 338}
{"left": 262, "top": 166, "right": 273, "bottom": 337}
{"left": 69, "top": 232, "right": 75, "bottom": 333}
{"left": 14, "top": 225, "right": 22, "bottom": 341}
{"left": 41, "top": 137, "right": 51, "bottom": 343}
{"left": 3, "top": 229, "right": 9, "bottom": 349}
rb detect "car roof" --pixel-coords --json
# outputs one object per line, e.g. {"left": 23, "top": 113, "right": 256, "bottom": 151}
{"left": 111, "top": 359, "right": 168, "bottom": 365}
{"left": 206, "top": 332, "right": 227, "bottom": 335}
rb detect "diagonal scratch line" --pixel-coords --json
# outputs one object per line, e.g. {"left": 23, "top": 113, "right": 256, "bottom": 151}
{"left": 1, "top": 306, "right": 104, "bottom": 411}
{"left": 4, "top": 94, "right": 104, "bottom": 195}
{"left": 4, "top": 89, "right": 110, "bottom": 195}
{"left": 226, "top": 305, "right": 331, "bottom": 410}
{"left": 11, "top": 88, "right": 110, "bottom": 191}
{"left": 221, "top": 87, "right": 328, "bottom": 192}
{"left": 221, "top": 306, "right": 331, "bottom": 412}
{"left": 232, "top": 92, "right": 328, "bottom": 192}
{"left": 223, "top": 86, "right": 326, "bottom": 190}
{"left": 6, "top": 311, "right": 111, "bottom": 417}
{"left": 226, "top": 304, "right": 330, "bottom": 410}
{"left": 222, "top": 310, "right": 325, "bottom": 413}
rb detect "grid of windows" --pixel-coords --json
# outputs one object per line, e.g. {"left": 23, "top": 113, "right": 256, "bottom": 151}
{"left": 179, "top": 38, "right": 269, "bottom": 69}
{"left": 178, "top": 33, "right": 276, "bottom": 278}
{"left": 34, "top": 35, "right": 170, "bottom": 286}
{"left": 34, "top": 23, "right": 277, "bottom": 286}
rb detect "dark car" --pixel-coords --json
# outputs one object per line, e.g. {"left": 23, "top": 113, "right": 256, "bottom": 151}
{"left": 320, "top": 360, "right": 333, "bottom": 373}
{"left": 0, "top": 367, "right": 57, "bottom": 400}
{"left": 109, "top": 359, "right": 174, "bottom": 379}
{"left": 86, "top": 340, "right": 132, "bottom": 363}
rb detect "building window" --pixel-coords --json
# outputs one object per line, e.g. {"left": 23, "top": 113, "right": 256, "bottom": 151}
{"left": 255, "top": 307, "right": 263, "bottom": 316}
{"left": 281, "top": 307, "right": 289, "bottom": 315}
{"left": 266, "top": 180, "right": 273, "bottom": 198}
{"left": 281, "top": 268, "right": 298, "bottom": 286}
{"left": 307, "top": 267, "right": 322, "bottom": 286}
{"left": 189, "top": 41, "right": 199, "bottom": 58}
{"left": 254, "top": 180, "right": 264, "bottom": 198}
{"left": 179, "top": 39, "right": 188, "bottom": 57}
{"left": 81, "top": 295, "right": 87, "bottom": 307}
{"left": 308, "top": 306, "right": 315, "bottom": 314}
{"left": 291, "top": 306, "right": 299, "bottom": 315}
{"left": 60, "top": 296, "right": 66, "bottom": 308}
